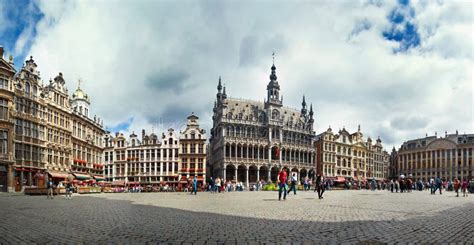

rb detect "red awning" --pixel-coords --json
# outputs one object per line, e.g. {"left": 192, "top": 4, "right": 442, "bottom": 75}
{"left": 112, "top": 180, "right": 125, "bottom": 186}
{"left": 334, "top": 177, "right": 346, "bottom": 183}
{"left": 48, "top": 171, "right": 69, "bottom": 179}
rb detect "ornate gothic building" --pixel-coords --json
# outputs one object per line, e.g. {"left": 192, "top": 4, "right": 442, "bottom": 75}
{"left": 0, "top": 47, "right": 105, "bottom": 192}
{"left": 209, "top": 62, "right": 316, "bottom": 187}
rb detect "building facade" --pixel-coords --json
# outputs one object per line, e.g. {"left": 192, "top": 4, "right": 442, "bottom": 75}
{"left": 70, "top": 83, "right": 105, "bottom": 183}
{"left": 396, "top": 132, "right": 474, "bottom": 181}
{"left": 0, "top": 47, "right": 16, "bottom": 192}
{"left": 0, "top": 48, "right": 105, "bottom": 192}
{"left": 209, "top": 62, "right": 316, "bottom": 187}
{"left": 315, "top": 126, "right": 390, "bottom": 181}
{"left": 179, "top": 113, "right": 207, "bottom": 186}
{"left": 104, "top": 127, "right": 184, "bottom": 187}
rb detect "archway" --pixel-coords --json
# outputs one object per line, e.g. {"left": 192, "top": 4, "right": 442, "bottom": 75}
{"left": 249, "top": 165, "right": 258, "bottom": 183}
{"left": 270, "top": 166, "right": 279, "bottom": 182}
{"left": 237, "top": 165, "right": 246, "bottom": 183}
{"left": 308, "top": 169, "right": 315, "bottom": 181}
{"left": 259, "top": 166, "right": 269, "bottom": 181}
{"left": 226, "top": 165, "right": 236, "bottom": 182}
{"left": 300, "top": 168, "right": 307, "bottom": 181}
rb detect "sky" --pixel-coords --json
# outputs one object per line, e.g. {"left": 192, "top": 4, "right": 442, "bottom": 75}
{"left": 0, "top": 0, "right": 472, "bottom": 150}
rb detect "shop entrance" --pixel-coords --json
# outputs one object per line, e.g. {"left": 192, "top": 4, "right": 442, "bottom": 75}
{"left": 0, "top": 166, "right": 7, "bottom": 192}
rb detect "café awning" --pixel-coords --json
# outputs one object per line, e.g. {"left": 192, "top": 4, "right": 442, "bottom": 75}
{"left": 48, "top": 171, "right": 69, "bottom": 179}
{"left": 73, "top": 173, "right": 91, "bottom": 180}
{"left": 334, "top": 176, "right": 346, "bottom": 183}
{"left": 93, "top": 175, "right": 106, "bottom": 181}
{"left": 112, "top": 180, "right": 125, "bottom": 186}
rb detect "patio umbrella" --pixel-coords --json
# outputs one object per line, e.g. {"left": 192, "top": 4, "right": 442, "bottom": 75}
{"left": 400, "top": 174, "right": 405, "bottom": 179}
{"left": 67, "top": 174, "right": 74, "bottom": 183}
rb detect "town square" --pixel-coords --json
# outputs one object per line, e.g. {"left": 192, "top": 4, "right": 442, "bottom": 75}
{"left": 1, "top": 190, "right": 473, "bottom": 244}
{"left": 0, "top": 0, "right": 473, "bottom": 244}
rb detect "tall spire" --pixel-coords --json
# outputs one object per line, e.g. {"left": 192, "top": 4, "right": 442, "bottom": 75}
{"left": 309, "top": 103, "right": 313, "bottom": 117}
{"left": 217, "top": 76, "right": 222, "bottom": 92}
{"left": 265, "top": 53, "right": 282, "bottom": 108}
{"left": 301, "top": 95, "right": 307, "bottom": 115}
{"left": 222, "top": 85, "right": 227, "bottom": 99}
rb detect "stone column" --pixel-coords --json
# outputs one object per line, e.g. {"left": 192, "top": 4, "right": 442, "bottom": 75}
{"left": 246, "top": 166, "right": 249, "bottom": 189}
{"left": 268, "top": 147, "right": 272, "bottom": 164}
{"left": 257, "top": 146, "right": 260, "bottom": 162}
{"left": 28, "top": 171, "right": 32, "bottom": 186}
{"left": 234, "top": 167, "right": 238, "bottom": 182}
{"left": 7, "top": 164, "right": 14, "bottom": 192}
{"left": 246, "top": 145, "right": 249, "bottom": 160}
{"left": 257, "top": 169, "right": 260, "bottom": 182}
{"left": 223, "top": 164, "right": 226, "bottom": 181}
{"left": 20, "top": 171, "right": 24, "bottom": 191}
{"left": 267, "top": 168, "right": 271, "bottom": 181}
{"left": 223, "top": 144, "right": 226, "bottom": 159}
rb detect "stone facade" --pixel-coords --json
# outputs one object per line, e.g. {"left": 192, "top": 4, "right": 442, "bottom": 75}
{"left": 179, "top": 113, "right": 207, "bottom": 186}
{"left": 209, "top": 62, "right": 316, "bottom": 187}
{"left": 315, "top": 126, "right": 390, "bottom": 181}
{"left": 104, "top": 115, "right": 206, "bottom": 189}
{"left": 396, "top": 132, "right": 474, "bottom": 181}
{"left": 0, "top": 49, "right": 105, "bottom": 192}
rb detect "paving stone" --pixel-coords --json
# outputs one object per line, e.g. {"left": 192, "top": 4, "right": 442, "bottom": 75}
{"left": 0, "top": 190, "right": 472, "bottom": 243}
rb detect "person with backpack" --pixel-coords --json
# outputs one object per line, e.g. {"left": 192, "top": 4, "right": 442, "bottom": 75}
{"left": 287, "top": 172, "right": 297, "bottom": 195}
{"left": 278, "top": 169, "right": 287, "bottom": 201}
{"left": 47, "top": 179, "right": 54, "bottom": 199}
{"left": 192, "top": 176, "right": 198, "bottom": 195}
{"left": 435, "top": 176, "right": 442, "bottom": 195}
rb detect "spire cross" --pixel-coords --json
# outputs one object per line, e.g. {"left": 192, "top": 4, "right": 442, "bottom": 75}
{"left": 78, "top": 79, "right": 82, "bottom": 89}
{"left": 272, "top": 52, "right": 275, "bottom": 65}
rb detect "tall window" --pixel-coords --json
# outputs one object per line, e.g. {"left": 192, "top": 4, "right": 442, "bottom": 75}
{"left": 0, "top": 99, "right": 8, "bottom": 120}
{"left": 0, "top": 130, "right": 7, "bottom": 155}
{"left": 25, "top": 82, "right": 30, "bottom": 94}
{"left": 0, "top": 78, "right": 9, "bottom": 90}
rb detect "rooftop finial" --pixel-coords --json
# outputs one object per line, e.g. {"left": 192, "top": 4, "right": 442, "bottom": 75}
{"left": 272, "top": 51, "right": 275, "bottom": 65}
{"left": 78, "top": 79, "right": 82, "bottom": 89}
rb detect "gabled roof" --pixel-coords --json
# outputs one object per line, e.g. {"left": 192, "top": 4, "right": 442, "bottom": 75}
{"left": 0, "top": 57, "right": 16, "bottom": 74}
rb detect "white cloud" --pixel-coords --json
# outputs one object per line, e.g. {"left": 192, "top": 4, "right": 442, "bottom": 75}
{"left": 24, "top": 0, "right": 473, "bottom": 149}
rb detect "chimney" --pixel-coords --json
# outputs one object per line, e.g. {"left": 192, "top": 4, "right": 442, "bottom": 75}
{"left": 0, "top": 46, "right": 4, "bottom": 58}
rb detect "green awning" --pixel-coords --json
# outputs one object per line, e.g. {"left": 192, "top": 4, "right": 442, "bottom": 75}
{"left": 73, "top": 173, "right": 91, "bottom": 180}
{"left": 93, "top": 175, "right": 105, "bottom": 181}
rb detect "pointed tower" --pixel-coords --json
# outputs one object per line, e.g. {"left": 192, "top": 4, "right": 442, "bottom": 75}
{"left": 265, "top": 54, "right": 282, "bottom": 108}
{"left": 301, "top": 95, "right": 307, "bottom": 115}
{"left": 216, "top": 76, "right": 222, "bottom": 101}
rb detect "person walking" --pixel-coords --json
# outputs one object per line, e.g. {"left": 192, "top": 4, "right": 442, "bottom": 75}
{"left": 316, "top": 174, "right": 325, "bottom": 199}
{"left": 47, "top": 179, "right": 54, "bottom": 199}
{"left": 287, "top": 173, "right": 297, "bottom": 195}
{"left": 65, "top": 181, "right": 72, "bottom": 200}
{"left": 461, "top": 178, "right": 468, "bottom": 197}
{"left": 192, "top": 176, "right": 198, "bottom": 195}
{"left": 278, "top": 169, "right": 287, "bottom": 201}
{"left": 434, "top": 176, "right": 442, "bottom": 195}
{"left": 454, "top": 178, "right": 461, "bottom": 197}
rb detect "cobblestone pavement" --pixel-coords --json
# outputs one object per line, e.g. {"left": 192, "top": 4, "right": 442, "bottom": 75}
{"left": 0, "top": 190, "right": 473, "bottom": 244}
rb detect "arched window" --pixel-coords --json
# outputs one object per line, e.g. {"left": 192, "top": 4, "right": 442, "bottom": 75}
{"left": 25, "top": 82, "right": 30, "bottom": 94}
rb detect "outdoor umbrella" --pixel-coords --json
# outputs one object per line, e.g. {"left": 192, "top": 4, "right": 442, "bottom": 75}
{"left": 67, "top": 174, "right": 74, "bottom": 183}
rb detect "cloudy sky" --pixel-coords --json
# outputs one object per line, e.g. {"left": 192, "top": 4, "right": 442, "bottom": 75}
{"left": 0, "top": 0, "right": 472, "bottom": 149}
